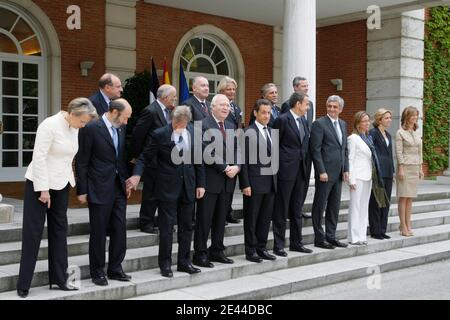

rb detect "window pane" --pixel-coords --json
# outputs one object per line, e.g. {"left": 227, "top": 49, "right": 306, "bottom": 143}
{"left": 2, "top": 79, "right": 18, "bottom": 95}
{"left": 189, "top": 38, "right": 202, "bottom": 56}
{"left": 21, "top": 36, "right": 41, "bottom": 56}
{"left": 216, "top": 61, "right": 229, "bottom": 75}
{"left": 2, "top": 151, "right": 18, "bottom": 167}
{"left": 23, "top": 134, "right": 35, "bottom": 149}
{"left": 23, "top": 63, "right": 38, "bottom": 79}
{"left": 3, "top": 115, "right": 18, "bottom": 131}
{"left": 211, "top": 46, "right": 225, "bottom": 64}
{"left": 11, "top": 18, "right": 34, "bottom": 42}
{"left": 180, "top": 58, "right": 188, "bottom": 72}
{"left": 190, "top": 57, "right": 214, "bottom": 74}
{"left": 23, "top": 151, "right": 32, "bottom": 166}
{"left": 3, "top": 134, "right": 18, "bottom": 149}
{"left": 209, "top": 80, "right": 216, "bottom": 94}
{"left": 203, "top": 39, "right": 215, "bottom": 57}
{"left": 2, "top": 61, "right": 18, "bottom": 78}
{"left": 0, "top": 8, "right": 18, "bottom": 31}
{"left": 3, "top": 97, "right": 18, "bottom": 113}
{"left": 23, "top": 116, "right": 38, "bottom": 132}
{"left": 23, "top": 99, "right": 38, "bottom": 114}
{"left": 23, "top": 80, "right": 38, "bottom": 97}
{"left": 0, "top": 34, "right": 18, "bottom": 54}
{"left": 182, "top": 44, "right": 194, "bottom": 62}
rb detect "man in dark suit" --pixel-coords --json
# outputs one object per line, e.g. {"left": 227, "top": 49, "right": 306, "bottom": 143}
{"left": 76, "top": 98, "right": 132, "bottom": 286}
{"left": 182, "top": 76, "right": 211, "bottom": 122}
{"left": 89, "top": 73, "right": 123, "bottom": 116}
{"left": 128, "top": 106, "right": 206, "bottom": 277}
{"left": 249, "top": 83, "right": 281, "bottom": 128}
{"left": 193, "top": 94, "right": 240, "bottom": 268}
{"left": 281, "top": 76, "right": 314, "bottom": 219}
{"left": 131, "top": 84, "right": 177, "bottom": 233}
{"left": 310, "top": 95, "right": 349, "bottom": 250}
{"left": 239, "top": 99, "right": 277, "bottom": 263}
{"left": 272, "top": 92, "right": 313, "bottom": 257}
{"left": 218, "top": 76, "right": 242, "bottom": 224}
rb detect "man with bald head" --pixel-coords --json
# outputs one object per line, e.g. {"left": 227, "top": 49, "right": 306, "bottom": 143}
{"left": 182, "top": 76, "right": 211, "bottom": 121}
{"left": 89, "top": 73, "right": 123, "bottom": 116}
{"left": 76, "top": 98, "right": 133, "bottom": 286}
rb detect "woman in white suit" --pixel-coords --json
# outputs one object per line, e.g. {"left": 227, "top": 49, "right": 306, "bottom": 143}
{"left": 16, "top": 98, "right": 97, "bottom": 298}
{"left": 347, "top": 111, "right": 372, "bottom": 245}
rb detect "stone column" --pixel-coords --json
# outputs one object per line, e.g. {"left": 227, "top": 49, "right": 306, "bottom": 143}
{"left": 366, "top": 9, "right": 425, "bottom": 137}
{"left": 281, "top": 0, "right": 316, "bottom": 109}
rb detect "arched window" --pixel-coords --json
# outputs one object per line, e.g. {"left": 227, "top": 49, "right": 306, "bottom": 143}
{"left": 0, "top": 5, "right": 44, "bottom": 180}
{"left": 180, "top": 35, "right": 232, "bottom": 100}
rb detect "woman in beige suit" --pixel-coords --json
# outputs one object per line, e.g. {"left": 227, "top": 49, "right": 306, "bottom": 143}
{"left": 16, "top": 98, "right": 97, "bottom": 298}
{"left": 396, "top": 106, "right": 423, "bottom": 237}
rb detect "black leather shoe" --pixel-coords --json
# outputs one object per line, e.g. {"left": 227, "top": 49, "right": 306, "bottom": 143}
{"left": 209, "top": 254, "right": 234, "bottom": 264}
{"left": 17, "top": 289, "right": 29, "bottom": 298}
{"left": 226, "top": 215, "right": 240, "bottom": 224}
{"left": 177, "top": 264, "right": 201, "bottom": 274}
{"left": 314, "top": 241, "right": 336, "bottom": 249}
{"left": 327, "top": 239, "right": 348, "bottom": 248}
{"left": 107, "top": 271, "right": 132, "bottom": 281}
{"left": 371, "top": 234, "right": 384, "bottom": 240}
{"left": 382, "top": 234, "right": 391, "bottom": 239}
{"left": 246, "top": 253, "right": 263, "bottom": 263}
{"left": 290, "top": 245, "right": 313, "bottom": 253}
{"left": 140, "top": 225, "right": 157, "bottom": 234}
{"left": 92, "top": 276, "right": 108, "bottom": 286}
{"left": 193, "top": 258, "right": 214, "bottom": 268}
{"left": 302, "top": 212, "right": 312, "bottom": 219}
{"left": 160, "top": 268, "right": 173, "bottom": 278}
{"left": 257, "top": 249, "right": 276, "bottom": 260}
{"left": 273, "top": 248, "right": 288, "bottom": 257}
{"left": 49, "top": 283, "right": 79, "bottom": 291}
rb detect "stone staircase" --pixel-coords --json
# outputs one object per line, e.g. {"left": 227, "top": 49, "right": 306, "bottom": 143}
{"left": 0, "top": 182, "right": 450, "bottom": 300}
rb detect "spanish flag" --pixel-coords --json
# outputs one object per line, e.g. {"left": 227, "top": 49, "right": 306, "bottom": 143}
{"left": 163, "top": 58, "right": 170, "bottom": 84}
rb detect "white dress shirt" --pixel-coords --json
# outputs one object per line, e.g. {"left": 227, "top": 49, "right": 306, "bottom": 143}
{"left": 254, "top": 120, "right": 272, "bottom": 144}
{"left": 25, "top": 112, "right": 79, "bottom": 191}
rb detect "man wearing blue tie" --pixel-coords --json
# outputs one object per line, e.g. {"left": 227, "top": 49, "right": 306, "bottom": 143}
{"left": 76, "top": 98, "right": 133, "bottom": 286}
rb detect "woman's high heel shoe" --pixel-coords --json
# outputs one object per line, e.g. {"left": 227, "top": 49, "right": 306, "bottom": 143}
{"left": 49, "top": 283, "right": 79, "bottom": 291}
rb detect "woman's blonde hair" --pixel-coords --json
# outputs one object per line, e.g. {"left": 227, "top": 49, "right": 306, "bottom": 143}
{"left": 401, "top": 106, "right": 419, "bottom": 131}
{"left": 352, "top": 111, "right": 370, "bottom": 134}
{"left": 373, "top": 108, "right": 392, "bottom": 128}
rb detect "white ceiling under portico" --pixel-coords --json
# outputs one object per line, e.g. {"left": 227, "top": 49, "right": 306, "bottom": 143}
{"left": 143, "top": 0, "right": 449, "bottom": 26}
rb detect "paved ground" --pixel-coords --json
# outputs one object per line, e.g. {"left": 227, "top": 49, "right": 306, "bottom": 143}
{"left": 271, "top": 258, "right": 450, "bottom": 300}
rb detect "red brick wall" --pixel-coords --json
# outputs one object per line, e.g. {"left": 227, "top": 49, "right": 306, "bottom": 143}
{"left": 32, "top": 0, "right": 105, "bottom": 109}
{"left": 135, "top": 2, "right": 273, "bottom": 124}
{"left": 317, "top": 20, "right": 367, "bottom": 133}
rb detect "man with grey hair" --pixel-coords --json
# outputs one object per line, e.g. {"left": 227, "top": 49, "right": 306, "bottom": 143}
{"left": 193, "top": 94, "right": 240, "bottom": 268}
{"left": 128, "top": 106, "right": 206, "bottom": 277}
{"left": 89, "top": 73, "right": 123, "bottom": 116}
{"left": 249, "top": 83, "right": 280, "bottom": 128}
{"left": 182, "top": 76, "right": 211, "bottom": 121}
{"left": 309, "top": 95, "right": 349, "bottom": 250}
{"left": 131, "top": 84, "right": 177, "bottom": 234}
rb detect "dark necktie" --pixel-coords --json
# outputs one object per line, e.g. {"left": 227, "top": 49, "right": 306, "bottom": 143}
{"left": 297, "top": 118, "right": 305, "bottom": 143}
{"left": 177, "top": 135, "right": 184, "bottom": 157}
{"left": 200, "top": 102, "right": 208, "bottom": 114}
{"left": 271, "top": 106, "right": 279, "bottom": 119}
{"left": 164, "top": 108, "right": 170, "bottom": 123}
{"left": 263, "top": 126, "right": 271, "bottom": 155}
{"left": 230, "top": 102, "right": 236, "bottom": 119}
{"left": 111, "top": 127, "right": 119, "bottom": 157}
{"left": 334, "top": 120, "right": 342, "bottom": 145}
{"left": 218, "top": 121, "right": 226, "bottom": 139}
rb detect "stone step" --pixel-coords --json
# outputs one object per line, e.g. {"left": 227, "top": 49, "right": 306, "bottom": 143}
{"left": 1, "top": 204, "right": 450, "bottom": 267}
{"left": 0, "top": 210, "right": 449, "bottom": 296}
{"left": 2, "top": 195, "right": 450, "bottom": 244}
{"left": 132, "top": 240, "right": 450, "bottom": 300}
{"left": 1, "top": 224, "right": 450, "bottom": 300}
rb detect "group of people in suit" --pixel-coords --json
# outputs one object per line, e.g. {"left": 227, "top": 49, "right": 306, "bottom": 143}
{"left": 16, "top": 70, "right": 423, "bottom": 297}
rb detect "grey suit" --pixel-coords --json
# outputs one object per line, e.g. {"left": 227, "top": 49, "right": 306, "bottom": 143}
{"left": 310, "top": 116, "right": 349, "bottom": 244}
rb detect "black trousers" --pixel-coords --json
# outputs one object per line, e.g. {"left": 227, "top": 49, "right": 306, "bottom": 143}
{"left": 193, "top": 191, "right": 230, "bottom": 259}
{"left": 369, "top": 178, "right": 393, "bottom": 236}
{"left": 17, "top": 180, "right": 70, "bottom": 290}
{"left": 226, "top": 178, "right": 237, "bottom": 218}
{"left": 158, "top": 194, "right": 194, "bottom": 269}
{"left": 273, "top": 164, "right": 307, "bottom": 250}
{"left": 243, "top": 192, "right": 274, "bottom": 255}
{"left": 139, "top": 169, "right": 158, "bottom": 228}
{"left": 88, "top": 177, "right": 127, "bottom": 278}
{"left": 311, "top": 178, "right": 342, "bottom": 243}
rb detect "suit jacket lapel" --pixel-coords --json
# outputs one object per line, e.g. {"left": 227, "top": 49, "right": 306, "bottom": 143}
{"left": 325, "top": 116, "right": 342, "bottom": 146}
{"left": 155, "top": 102, "right": 168, "bottom": 125}
{"left": 98, "top": 118, "right": 115, "bottom": 151}
{"left": 287, "top": 112, "right": 302, "bottom": 142}
{"left": 98, "top": 91, "right": 109, "bottom": 114}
